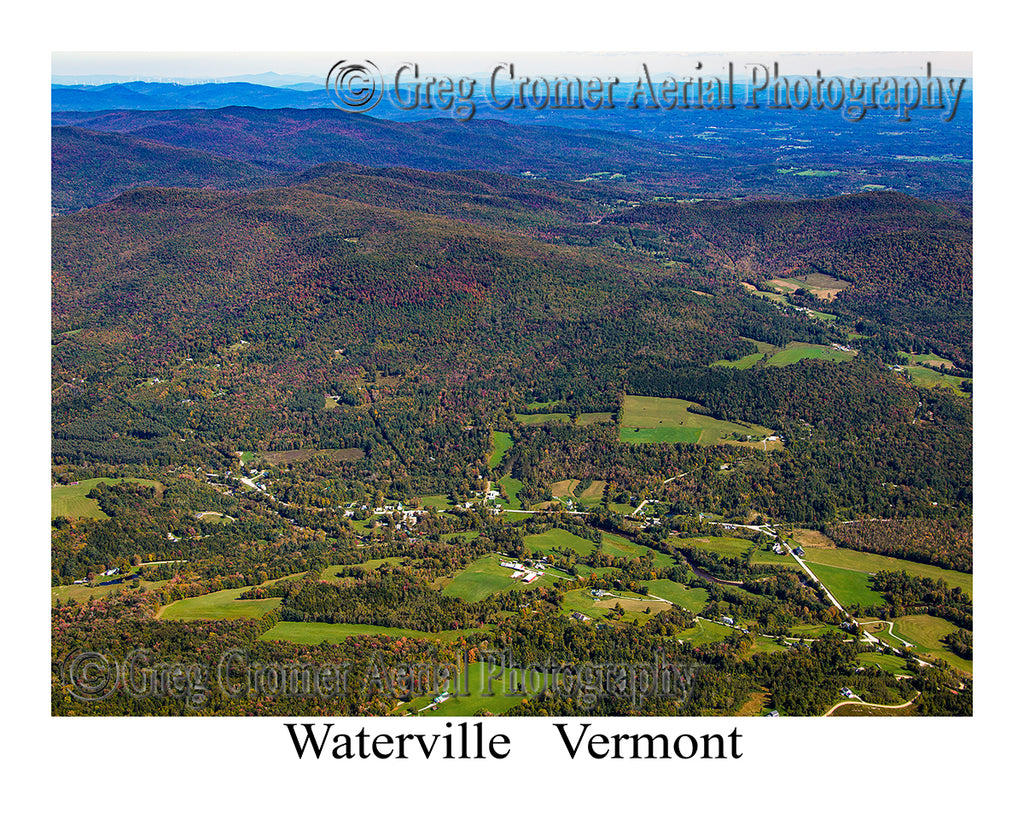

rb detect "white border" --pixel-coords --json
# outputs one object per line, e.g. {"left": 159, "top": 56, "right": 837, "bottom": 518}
{"left": 14, "top": 1, "right": 1017, "bottom": 813}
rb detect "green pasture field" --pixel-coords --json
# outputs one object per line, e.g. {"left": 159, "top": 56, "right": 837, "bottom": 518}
{"left": 856, "top": 652, "right": 915, "bottom": 676}
{"left": 575, "top": 480, "right": 606, "bottom": 505}
{"left": 601, "top": 531, "right": 675, "bottom": 567}
{"left": 675, "top": 535, "right": 757, "bottom": 559}
{"left": 159, "top": 586, "right": 281, "bottom": 621}
{"left": 417, "top": 493, "right": 454, "bottom": 508}
{"left": 51, "top": 574, "right": 171, "bottom": 604}
{"left": 516, "top": 412, "right": 568, "bottom": 425}
{"left": 800, "top": 547, "right": 972, "bottom": 598}
{"left": 786, "top": 623, "right": 845, "bottom": 639}
{"left": 776, "top": 168, "right": 841, "bottom": 178}
{"left": 500, "top": 510, "right": 533, "bottom": 521}
{"left": 574, "top": 564, "right": 622, "bottom": 579}
{"left": 770, "top": 272, "right": 850, "bottom": 293}
{"left": 747, "top": 637, "right": 791, "bottom": 656}
{"left": 646, "top": 579, "right": 709, "bottom": 612}
{"left": 751, "top": 548, "right": 798, "bottom": 566}
{"left": 766, "top": 342, "right": 855, "bottom": 367}
{"left": 677, "top": 619, "right": 735, "bottom": 646}
{"left": 608, "top": 502, "right": 635, "bottom": 515}
{"left": 489, "top": 431, "right": 512, "bottom": 468}
{"left": 560, "top": 588, "right": 668, "bottom": 626}
{"left": 260, "top": 622, "right": 482, "bottom": 645}
{"left": 497, "top": 475, "right": 524, "bottom": 509}
{"left": 803, "top": 563, "right": 886, "bottom": 609}
{"left": 548, "top": 479, "right": 579, "bottom": 498}
{"left": 320, "top": 558, "right": 402, "bottom": 581}
{"left": 902, "top": 352, "right": 958, "bottom": 369}
{"left": 891, "top": 614, "right": 972, "bottom": 674}
{"left": 900, "top": 365, "right": 971, "bottom": 394}
{"left": 350, "top": 517, "right": 378, "bottom": 534}
{"left": 440, "top": 553, "right": 554, "bottom": 602}
{"left": 668, "top": 535, "right": 789, "bottom": 568}
{"left": 524, "top": 527, "right": 597, "bottom": 556}
{"left": 52, "top": 478, "right": 163, "bottom": 520}
{"left": 403, "top": 662, "right": 529, "bottom": 716}
{"left": 712, "top": 351, "right": 767, "bottom": 370}
{"left": 196, "top": 511, "right": 233, "bottom": 524}
{"left": 619, "top": 395, "right": 773, "bottom": 446}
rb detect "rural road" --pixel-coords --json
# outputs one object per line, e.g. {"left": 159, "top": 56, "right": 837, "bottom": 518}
{"left": 822, "top": 692, "right": 919, "bottom": 717}
{"left": 788, "top": 550, "right": 848, "bottom": 615}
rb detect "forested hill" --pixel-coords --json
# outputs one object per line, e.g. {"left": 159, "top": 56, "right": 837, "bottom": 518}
{"left": 52, "top": 172, "right": 971, "bottom": 365}
{"left": 52, "top": 105, "right": 973, "bottom": 213}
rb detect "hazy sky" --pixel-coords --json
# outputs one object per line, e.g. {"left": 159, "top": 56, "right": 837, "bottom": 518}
{"left": 52, "top": 51, "right": 972, "bottom": 83}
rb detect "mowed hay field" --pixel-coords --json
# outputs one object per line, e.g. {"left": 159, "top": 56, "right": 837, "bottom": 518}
{"left": 800, "top": 546, "right": 972, "bottom": 598}
{"left": 765, "top": 342, "right": 855, "bottom": 367}
{"left": 676, "top": 618, "right": 735, "bottom": 646}
{"left": 575, "top": 480, "right": 606, "bottom": 506}
{"left": 712, "top": 339, "right": 777, "bottom": 370}
{"left": 52, "top": 478, "right": 163, "bottom": 520}
{"left": 767, "top": 272, "right": 851, "bottom": 300}
{"left": 489, "top": 431, "right": 513, "bottom": 468}
{"left": 159, "top": 586, "right": 281, "bottom": 621}
{"left": 619, "top": 395, "right": 776, "bottom": 447}
{"left": 646, "top": 579, "right": 709, "bottom": 612}
{"left": 804, "top": 563, "right": 886, "bottom": 608}
{"left": 440, "top": 553, "right": 555, "bottom": 602}
{"left": 898, "top": 365, "right": 971, "bottom": 394}
{"left": 672, "top": 535, "right": 757, "bottom": 558}
{"left": 524, "top": 527, "right": 597, "bottom": 556}
{"left": 600, "top": 531, "right": 675, "bottom": 567}
{"left": 669, "top": 535, "right": 794, "bottom": 569}
{"left": 560, "top": 588, "right": 669, "bottom": 626}
{"left": 891, "top": 614, "right": 972, "bottom": 674}
{"left": 497, "top": 475, "right": 524, "bottom": 509}
{"left": 713, "top": 340, "right": 853, "bottom": 369}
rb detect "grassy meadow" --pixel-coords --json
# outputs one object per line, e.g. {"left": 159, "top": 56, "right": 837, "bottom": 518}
{"left": 619, "top": 395, "right": 775, "bottom": 447}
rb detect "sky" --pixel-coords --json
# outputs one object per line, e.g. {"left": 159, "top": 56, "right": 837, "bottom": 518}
{"left": 52, "top": 51, "right": 972, "bottom": 84}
